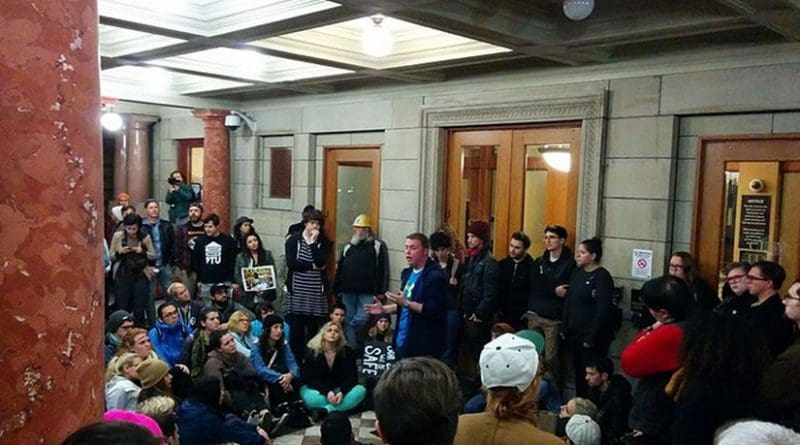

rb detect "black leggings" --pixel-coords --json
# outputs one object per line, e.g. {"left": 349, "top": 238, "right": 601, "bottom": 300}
{"left": 286, "top": 313, "right": 326, "bottom": 362}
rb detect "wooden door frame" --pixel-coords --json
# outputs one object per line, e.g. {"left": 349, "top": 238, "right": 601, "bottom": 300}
{"left": 692, "top": 134, "right": 800, "bottom": 285}
{"left": 177, "top": 138, "right": 203, "bottom": 181}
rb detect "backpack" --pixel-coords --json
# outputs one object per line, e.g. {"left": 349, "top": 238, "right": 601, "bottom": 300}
{"left": 342, "top": 239, "right": 382, "bottom": 260}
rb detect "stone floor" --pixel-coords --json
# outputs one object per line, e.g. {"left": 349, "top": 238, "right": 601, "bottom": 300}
{"left": 272, "top": 410, "right": 381, "bottom": 445}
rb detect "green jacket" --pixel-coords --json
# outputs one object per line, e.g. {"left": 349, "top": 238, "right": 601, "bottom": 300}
{"left": 165, "top": 183, "right": 193, "bottom": 222}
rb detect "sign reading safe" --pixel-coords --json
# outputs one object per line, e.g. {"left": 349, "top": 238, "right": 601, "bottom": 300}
{"left": 360, "top": 341, "right": 397, "bottom": 378}
{"left": 738, "top": 194, "right": 771, "bottom": 250}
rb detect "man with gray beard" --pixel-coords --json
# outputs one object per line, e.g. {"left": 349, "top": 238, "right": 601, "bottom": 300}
{"left": 333, "top": 214, "right": 390, "bottom": 348}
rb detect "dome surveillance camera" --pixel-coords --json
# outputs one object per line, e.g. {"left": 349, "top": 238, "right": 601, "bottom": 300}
{"left": 224, "top": 114, "right": 242, "bottom": 131}
{"left": 224, "top": 110, "right": 257, "bottom": 133}
{"left": 749, "top": 179, "right": 766, "bottom": 192}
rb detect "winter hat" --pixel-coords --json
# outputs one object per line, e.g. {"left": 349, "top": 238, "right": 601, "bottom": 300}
{"left": 515, "top": 329, "right": 546, "bottom": 356}
{"left": 116, "top": 192, "right": 131, "bottom": 202}
{"left": 107, "top": 310, "right": 133, "bottom": 333}
{"left": 467, "top": 220, "right": 490, "bottom": 242}
{"left": 234, "top": 216, "right": 254, "bottom": 229}
{"left": 210, "top": 283, "right": 230, "bottom": 295}
{"left": 136, "top": 359, "right": 170, "bottom": 389}
{"left": 103, "top": 410, "right": 163, "bottom": 439}
{"left": 373, "top": 313, "right": 391, "bottom": 324}
{"left": 565, "top": 414, "right": 601, "bottom": 445}
{"left": 480, "top": 333, "right": 539, "bottom": 392}
{"left": 263, "top": 314, "right": 284, "bottom": 330}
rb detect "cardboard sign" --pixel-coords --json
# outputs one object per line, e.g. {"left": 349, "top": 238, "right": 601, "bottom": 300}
{"left": 360, "top": 341, "right": 396, "bottom": 378}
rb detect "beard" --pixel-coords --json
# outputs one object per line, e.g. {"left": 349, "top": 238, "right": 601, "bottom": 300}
{"left": 350, "top": 231, "right": 368, "bottom": 245}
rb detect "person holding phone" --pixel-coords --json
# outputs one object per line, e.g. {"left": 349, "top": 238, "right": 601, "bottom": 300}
{"left": 110, "top": 213, "right": 156, "bottom": 327}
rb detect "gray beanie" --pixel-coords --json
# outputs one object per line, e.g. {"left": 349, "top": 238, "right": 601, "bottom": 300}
{"left": 107, "top": 310, "right": 133, "bottom": 333}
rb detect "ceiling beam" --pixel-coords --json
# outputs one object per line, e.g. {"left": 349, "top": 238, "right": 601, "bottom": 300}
{"left": 714, "top": 0, "right": 800, "bottom": 40}
{"left": 99, "top": 16, "right": 202, "bottom": 40}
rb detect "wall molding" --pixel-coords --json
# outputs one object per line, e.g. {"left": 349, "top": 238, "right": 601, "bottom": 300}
{"left": 420, "top": 93, "right": 608, "bottom": 241}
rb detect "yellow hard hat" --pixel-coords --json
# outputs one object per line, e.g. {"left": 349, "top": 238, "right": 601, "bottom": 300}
{"left": 352, "top": 214, "right": 372, "bottom": 228}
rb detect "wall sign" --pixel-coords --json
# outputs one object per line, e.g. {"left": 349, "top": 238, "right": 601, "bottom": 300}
{"left": 631, "top": 249, "right": 653, "bottom": 280}
{"left": 738, "top": 194, "right": 771, "bottom": 250}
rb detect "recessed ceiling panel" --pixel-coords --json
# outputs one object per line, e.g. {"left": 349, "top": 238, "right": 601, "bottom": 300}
{"left": 101, "top": 65, "right": 253, "bottom": 94}
{"left": 98, "top": 0, "right": 340, "bottom": 36}
{"left": 151, "top": 48, "right": 353, "bottom": 83}
{"left": 251, "top": 16, "right": 512, "bottom": 70}
{"left": 99, "top": 25, "right": 186, "bottom": 57}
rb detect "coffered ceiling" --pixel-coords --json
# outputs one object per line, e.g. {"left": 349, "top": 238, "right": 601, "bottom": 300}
{"left": 98, "top": 0, "right": 800, "bottom": 106}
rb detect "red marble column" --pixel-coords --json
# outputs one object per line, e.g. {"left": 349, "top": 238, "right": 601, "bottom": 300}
{"left": 192, "top": 109, "right": 231, "bottom": 229}
{"left": 0, "top": 1, "right": 104, "bottom": 443}
{"left": 126, "top": 115, "right": 158, "bottom": 205}
{"left": 113, "top": 129, "right": 128, "bottom": 197}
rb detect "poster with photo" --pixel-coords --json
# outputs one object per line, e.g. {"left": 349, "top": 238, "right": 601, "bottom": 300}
{"left": 241, "top": 265, "right": 277, "bottom": 292}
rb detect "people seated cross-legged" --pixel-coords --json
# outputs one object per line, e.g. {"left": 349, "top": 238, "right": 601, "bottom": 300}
{"left": 177, "top": 376, "right": 271, "bottom": 445}
{"left": 453, "top": 333, "right": 562, "bottom": 445}
{"left": 203, "top": 330, "right": 267, "bottom": 418}
{"left": 228, "top": 310, "right": 260, "bottom": 357}
{"left": 106, "top": 328, "right": 159, "bottom": 382}
{"left": 105, "top": 353, "right": 143, "bottom": 411}
{"left": 250, "top": 313, "right": 304, "bottom": 429}
{"left": 148, "top": 302, "right": 191, "bottom": 367}
{"left": 300, "top": 321, "right": 366, "bottom": 418}
{"left": 177, "top": 307, "right": 221, "bottom": 381}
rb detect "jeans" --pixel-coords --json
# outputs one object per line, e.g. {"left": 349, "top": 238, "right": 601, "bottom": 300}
{"left": 300, "top": 385, "right": 366, "bottom": 413}
{"left": 115, "top": 273, "right": 150, "bottom": 327}
{"left": 341, "top": 292, "right": 374, "bottom": 348}
{"left": 441, "top": 309, "right": 462, "bottom": 368}
{"left": 527, "top": 314, "right": 562, "bottom": 381}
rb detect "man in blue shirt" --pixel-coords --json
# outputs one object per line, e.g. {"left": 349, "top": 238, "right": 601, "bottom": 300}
{"left": 366, "top": 233, "right": 446, "bottom": 359}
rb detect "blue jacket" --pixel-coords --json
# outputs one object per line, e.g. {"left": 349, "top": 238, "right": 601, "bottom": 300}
{"left": 397, "top": 259, "right": 447, "bottom": 359}
{"left": 177, "top": 398, "right": 264, "bottom": 445}
{"left": 149, "top": 320, "right": 190, "bottom": 367}
{"left": 250, "top": 342, "right": 300, "bottom": 384}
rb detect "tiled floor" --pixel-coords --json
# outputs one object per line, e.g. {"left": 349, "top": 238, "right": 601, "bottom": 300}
{"left": 272, "top": 410, "right": 381, "bottom": 445}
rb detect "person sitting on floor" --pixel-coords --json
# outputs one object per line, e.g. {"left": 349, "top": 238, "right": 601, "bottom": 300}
{"left": 321, "top": 411, "right": 367, "bottom": 445}
{"left": 250, "top": 314, "right": 303, "bottom": 414}
{"left": 105, "top": 353, "right": 143, "bottom": 411}
{"left": 228, "top": 310, "right": 260, "bottom": 357}
{"left": 453, "top": 333, "right": 562, "bottom": 445}
{"left": 148, "top": 302, "right": 191, "bottom": 367}
{"left": 301, "top": 321, "right": 367, "bottom": 418}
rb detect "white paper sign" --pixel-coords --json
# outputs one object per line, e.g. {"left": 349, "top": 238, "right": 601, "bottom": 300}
{"left": 631, "top": 249, "right": 653, "bottom": 279}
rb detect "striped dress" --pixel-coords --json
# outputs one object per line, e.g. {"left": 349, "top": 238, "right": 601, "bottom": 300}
{"left": 286, "top": 239, "right": 327, "bottom": 316}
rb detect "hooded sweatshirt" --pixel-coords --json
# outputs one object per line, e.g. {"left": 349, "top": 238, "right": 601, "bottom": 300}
{"left": 149, "top": 320, "right": 190, "bottom": 367}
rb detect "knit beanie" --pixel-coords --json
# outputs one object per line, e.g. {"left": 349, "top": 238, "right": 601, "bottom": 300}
{"left": 107, "top": 310, "right": 133, "bottom": 333}
{"left": 467, "top": 220, "right": 490, "bottom": 242}
{"left": 136, "top": 359, "right": 169, "bottom": 389}
{"left": 263, "top": 314, "right": 284, "bottom": 331}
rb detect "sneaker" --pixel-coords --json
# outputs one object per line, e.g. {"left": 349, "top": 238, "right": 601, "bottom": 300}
{"left": 245, "top": 410, "right": 260, "bottom": 426}
{"left": 268, "top": 412, "right": 290, "bottom": 437}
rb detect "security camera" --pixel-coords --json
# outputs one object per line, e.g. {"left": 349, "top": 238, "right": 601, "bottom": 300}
{"left": 224, "top": 114, "right": 242, "bottom": 131}
{"left": 225, "top": 110, "right": 257, "bottom": 133}
{"left": 749, "top": 179, "right": 766, "bottom": 193}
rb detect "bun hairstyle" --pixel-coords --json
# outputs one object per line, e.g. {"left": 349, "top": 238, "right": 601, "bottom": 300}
{"left": 580, "top": 237, "right": 603, "bottom": 262}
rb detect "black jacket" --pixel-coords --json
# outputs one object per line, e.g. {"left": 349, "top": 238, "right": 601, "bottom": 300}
{"left": 302, "top": 347, "right": 359, "bottom": 395}
{"left": 587, "top": 374, "right": 632, "bottom": 445}
{"left": 333, "top": 237, "right": 390, "bottom": 295}
{"left": 741, "top": 293, "right": 795, "bottom": 358}
{"left": 398, "top": 259, "right": 447, "bottom": 359}
{"left": 497, "top": 254, "right": 535, "bottom": 329}
{"left": 563, "top": 267, "right": 616, "bottom": 346}
{"left": 460, "top": 248, "right": 498, "bottom": 321}
{"left": 141, "top": 218, "right": 176, "bottom": 266}
{"left": 531, "top": 246, "right": 576, "bottom": 320}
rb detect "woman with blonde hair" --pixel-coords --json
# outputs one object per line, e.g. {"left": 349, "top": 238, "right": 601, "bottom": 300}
{"left": 106, "top": 328, "right": 159, "bottom": 381}
{"left": 300, "top": 321, "right": 366, "bottom": 416}
{"left": 454, "top": 333, "right": 561, "bottom": 445}
{"left": 228, "top": 310, "right": 259, "bottom": 356}
{"left": 105, "top": 353, "right": 143, "bottom": 411}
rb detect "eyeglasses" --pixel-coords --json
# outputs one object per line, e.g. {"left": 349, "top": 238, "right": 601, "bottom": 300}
{"left": 726, "top": 274, "right": 746, "bottom": 283}
{"left": 783, "top": 294, "right": 800, "bottom": 302}
{"left": 668, "top": 263, "right": 685, "bottom": 270}
{"left": 746, "top": 274, "right": 768, "bottom": 282}
{"left": 119, "top": 323, "right": 134, "bottom": 330}
{"left": 162, "top": 310, "right": 178, "bottom": 317}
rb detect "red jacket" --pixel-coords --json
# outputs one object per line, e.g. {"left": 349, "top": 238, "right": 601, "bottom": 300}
{"left": 621, "top": 323, "right": 683, "bottom": 378}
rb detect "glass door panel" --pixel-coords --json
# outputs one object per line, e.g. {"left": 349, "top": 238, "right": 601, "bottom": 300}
{"left": 334, "top": 164, "right": 373, "bottom": 259}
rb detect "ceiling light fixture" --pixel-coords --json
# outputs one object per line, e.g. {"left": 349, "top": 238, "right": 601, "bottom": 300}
{"left": 100, "top": 98, "right": 124, "bottom": 132}
{"left": 563, "top": 0, "right": 594, "bottom": 21}
{"left": 538, "top": 144, "right": 571, "bottom": 172}
{"left": 362, "top": 15, "right": 393, "bottom": 57}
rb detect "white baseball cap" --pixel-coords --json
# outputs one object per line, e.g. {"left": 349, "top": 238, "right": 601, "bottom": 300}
{"left": 479, "top": 333, "right": 539, "bottom": 392}
{"left": 566, "top": 414, "right": 601, "bottom": 445}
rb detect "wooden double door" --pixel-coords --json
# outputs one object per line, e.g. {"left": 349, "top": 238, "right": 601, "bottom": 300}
{"left": 445, "top": 124, "right": 582, "bottom": 257}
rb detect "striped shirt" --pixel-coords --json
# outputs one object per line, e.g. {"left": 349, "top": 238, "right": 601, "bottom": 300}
{"left": 287, "top": 239, "right": 327, "bottom": 316}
